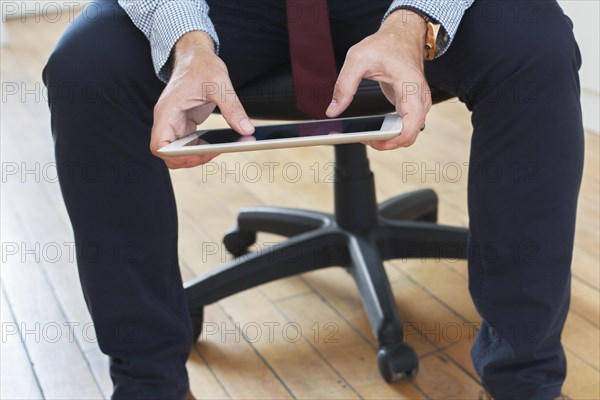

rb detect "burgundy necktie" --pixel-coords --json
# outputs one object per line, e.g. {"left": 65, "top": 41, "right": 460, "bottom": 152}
{"left": 286, "top": 0, "right": 338, "bottom": 119}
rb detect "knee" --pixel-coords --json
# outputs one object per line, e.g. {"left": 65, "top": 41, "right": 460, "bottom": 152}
{"left": 482, "top": 18, "right": 581, "bottom": 108}
{"left": 42, "top": 4, "right": 161, "bottom": 107}
{"left": 514, "top": 17, "right": 583, "bottom": 117}
{"left": 43, "top": 42, "right": 79, "bottom": 91}
{"left": 485, "top": 11, "right": 582, "bottom": 88}
{"left": 526, "top": 20, "right": 581, "bottom": 81}
{"left": 43, "top": 42, "right": 115, "bottom": 119}
{"left": 43, "top": 27, "right": 113, "bottom": 106}
{"left": 452, "top": 2, "right": 583, "bottom": 108}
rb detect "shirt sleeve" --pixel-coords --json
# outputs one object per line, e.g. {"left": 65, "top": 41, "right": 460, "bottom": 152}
{"left": 118, "top": 0, "right": 220, "bottom": 82}
{"left": 383, "top": 0, "right": 475, "bottom": 57}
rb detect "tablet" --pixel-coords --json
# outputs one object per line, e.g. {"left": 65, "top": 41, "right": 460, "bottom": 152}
{"left": 158, "top": 114, "right": 401, "bottom": 156}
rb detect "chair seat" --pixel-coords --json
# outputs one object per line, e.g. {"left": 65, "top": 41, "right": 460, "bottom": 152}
{"left": 231, "top": 65, "right": 455, "bottom": 120}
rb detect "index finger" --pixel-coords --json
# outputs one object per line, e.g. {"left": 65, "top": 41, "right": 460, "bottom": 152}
{"left": 326, "top": 56, "right": 366, "bottom": 118}
{"left": 208, "top": 76, "right": 255, "bottom": 135}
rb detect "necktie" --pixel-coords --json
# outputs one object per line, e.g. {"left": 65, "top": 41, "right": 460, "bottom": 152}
{"left": 286, "top": 0, "right": 338, "bottom": 119}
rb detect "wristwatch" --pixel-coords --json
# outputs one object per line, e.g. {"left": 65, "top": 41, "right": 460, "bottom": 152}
{"left": 398, "top": 7, "right": 448, "bottom": 61}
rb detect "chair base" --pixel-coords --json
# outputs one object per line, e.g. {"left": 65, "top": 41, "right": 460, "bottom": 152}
{"left": 185, "top": 190, "right": 468, "bottom": 382}
{"left": 185, "top": 143, "right": 468, "bottom": 382}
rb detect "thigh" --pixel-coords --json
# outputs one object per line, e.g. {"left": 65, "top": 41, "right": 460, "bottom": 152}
{"left": 329, "top": 0, "right": 393, "bottom": 67}
{"left": 48, "top": 0, "right": 292, "bottom": 96}
{"left": 424, "top": 0, "right": 581, "bottom": 107}
{"left": 207, "top": 0, "right": 291, "bottom": 88}
{"left": 212, "top": 0, "right": 393, "bottom": 81}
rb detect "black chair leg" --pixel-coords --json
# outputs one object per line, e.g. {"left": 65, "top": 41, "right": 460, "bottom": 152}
{"left": 378, "top": 189, "right": 439, "bottom": 222}
{"left": 185, "top": 229, "right": 349, "bottom": 339}
{"left": 224, "top": 207, "right": 333, "bottom": 255}
{"left": 376, "top": 219, "right": 469, "bottom": 261}
{"left": 236, "top": 207, "right": 332, "bottom": 236}
{"left": 346, "top": 235, "right": 419, "bottom": 381}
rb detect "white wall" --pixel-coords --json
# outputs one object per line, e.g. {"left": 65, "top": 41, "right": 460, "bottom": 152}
{"left": 558, "top": 0, "right": 599, "bottom": 133}
{"left": 0, "top": 17, "right": 6, "bottom": 46}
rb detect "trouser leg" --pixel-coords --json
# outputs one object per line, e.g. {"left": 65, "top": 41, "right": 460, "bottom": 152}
{"left": 310, "top": 1, "right": 584, "bottom": 397}
{"left": 42, "top": 0, "right": 288, "bottom": 397}
{"left": 43, "top": 1, "right": 191, "bottom": 398}
{"left": 332, "top": 2, "right": 582, "bottom": 395}
{"left": 424, "top": 1, "right": 584, "bottom": 398}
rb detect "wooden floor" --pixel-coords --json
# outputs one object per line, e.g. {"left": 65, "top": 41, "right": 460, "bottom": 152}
{"left": 1, "top": 15, "right": 599, "bottom": 400}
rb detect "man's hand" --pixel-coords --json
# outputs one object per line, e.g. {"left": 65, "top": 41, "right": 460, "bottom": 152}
{"left": 150, "top": 31, "right": 255, "bottom": 169}
{"left": 326, "top": 10, "right": 432, "bottom": 150}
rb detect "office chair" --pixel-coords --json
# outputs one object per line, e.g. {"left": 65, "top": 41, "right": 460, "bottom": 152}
{"left": 185, "top": 66, "right": 469, "bottom": 382}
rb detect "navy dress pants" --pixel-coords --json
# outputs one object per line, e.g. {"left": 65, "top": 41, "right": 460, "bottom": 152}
{"left": 43, "top": 0, "right": 584, "bottom": 398}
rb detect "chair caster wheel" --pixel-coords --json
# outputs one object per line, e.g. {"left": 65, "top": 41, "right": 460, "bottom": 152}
{"left": 377, "top": 343, "right": 419, "bottom": 382}
{"left": 189, "top": 306, "right": 204, "bottom": 341}
{"left": 223, "top": 228, "right": 257, "bottom": 256}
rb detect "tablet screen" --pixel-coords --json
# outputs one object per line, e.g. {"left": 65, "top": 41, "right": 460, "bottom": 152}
{"left": 185, "top": 116, "right": 386, "bottom": 147}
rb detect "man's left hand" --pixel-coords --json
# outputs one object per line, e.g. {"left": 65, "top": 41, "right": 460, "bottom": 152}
{"left": 326, "top": 9, "right": 432, "bottom": 150}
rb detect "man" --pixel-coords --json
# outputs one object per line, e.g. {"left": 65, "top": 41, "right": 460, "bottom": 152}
{"left": 43, "top": 0, "right": 583, "bottom": 398}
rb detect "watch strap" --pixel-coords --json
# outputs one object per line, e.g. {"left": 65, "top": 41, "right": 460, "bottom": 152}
{"left": 395, "top": 6, "right": 447, "bottom": 60}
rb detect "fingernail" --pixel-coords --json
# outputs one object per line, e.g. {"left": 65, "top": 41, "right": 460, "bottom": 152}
{"left": 240, "top": 118, "right": 254, "bottom": 134}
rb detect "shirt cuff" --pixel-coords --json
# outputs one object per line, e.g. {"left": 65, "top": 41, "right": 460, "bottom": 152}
{"left": 383, "top": 0, "right": 474, "bottom": 57}
{"left": 149, "top": 1, "right": 219, "bottom": 82}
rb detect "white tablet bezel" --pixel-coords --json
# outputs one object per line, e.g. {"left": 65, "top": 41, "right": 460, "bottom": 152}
{"left": 158, "top": 114, "right": 402, "bottom": 156}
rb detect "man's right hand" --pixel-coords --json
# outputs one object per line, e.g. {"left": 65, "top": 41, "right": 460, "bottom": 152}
{"left": 150, "top": 31, "right": 255, "bottom": 169}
